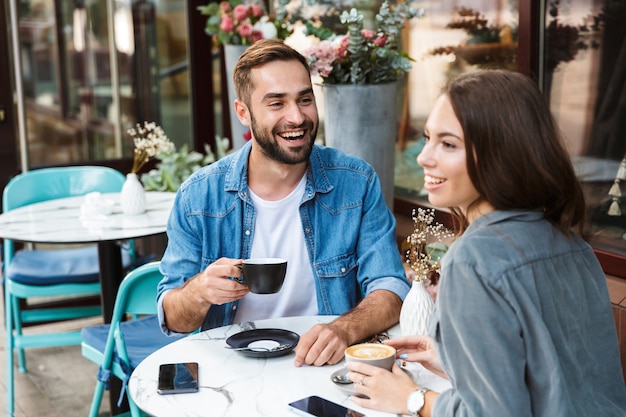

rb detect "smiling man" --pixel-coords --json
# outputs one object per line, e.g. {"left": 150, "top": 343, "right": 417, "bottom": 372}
{"left": 156, "top": 39, "right": 410, "bottom": 367}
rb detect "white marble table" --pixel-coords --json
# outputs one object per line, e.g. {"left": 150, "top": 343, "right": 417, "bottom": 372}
{"left": 129, "top": 315, "right": 451, "bottom": 417}
{"left": 0, "top": 191, "right": 175, "bottom": 322}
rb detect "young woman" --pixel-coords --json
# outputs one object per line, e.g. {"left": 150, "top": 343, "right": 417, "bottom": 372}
{"left": 346, "top": 70, "right": 626, "bottom": 417}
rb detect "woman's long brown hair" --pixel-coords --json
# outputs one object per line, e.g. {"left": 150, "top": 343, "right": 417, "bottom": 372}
{"left": 442, "top": 70, "right": 586, "bottom": 236}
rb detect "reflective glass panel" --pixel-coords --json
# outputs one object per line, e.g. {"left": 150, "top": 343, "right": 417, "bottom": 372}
{"left": 545, "top": 0, "right": 626, "bottom": 257}
{"left": 16, "top": 0, "right": 192, "bottom": 166}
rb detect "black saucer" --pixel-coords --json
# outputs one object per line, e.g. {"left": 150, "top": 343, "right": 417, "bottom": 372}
{"left": 226, "top": 328, "right": 299, "bottom": 358}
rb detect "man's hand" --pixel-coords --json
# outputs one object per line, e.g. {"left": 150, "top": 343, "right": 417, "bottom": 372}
{"left": 293, "top": 322, "right": 349, "bottom": 367}
{"left": 190, "top": 259, "right": 250, "bottom": 306}
{"left": 163, "top": 258, "right": 249, "bottom": 333}
{"left": 293, "top": 290, "right": 402, "bottom": 367}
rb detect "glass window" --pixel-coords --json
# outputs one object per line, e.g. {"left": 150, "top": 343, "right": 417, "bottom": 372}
{"left": 395, "top": 0, "right": 520, "bottom": 200}
{"left": 14, "top": 0, "right": 192, "bottom": 167}
{"left": 19, "top": 0, "right": 58, "bottom": 106}
{"left": 544, "top": 0, "right": 626, "bottom": 259}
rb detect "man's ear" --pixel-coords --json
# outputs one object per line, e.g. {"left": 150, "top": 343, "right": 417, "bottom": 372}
{"left": 234, "top": 99, "right": 251, "bottom": 126}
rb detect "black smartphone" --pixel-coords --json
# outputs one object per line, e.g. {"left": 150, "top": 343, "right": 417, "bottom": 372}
{"left": 157, "top": 362, "right": 199, "bottom": 395}
{"left": 288, "top": 395, "right": 366, "bottom": 417}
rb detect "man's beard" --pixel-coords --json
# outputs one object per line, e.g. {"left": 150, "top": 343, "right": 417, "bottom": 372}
{"left": 250, "top": 112, "right": 316, "bottom": 165}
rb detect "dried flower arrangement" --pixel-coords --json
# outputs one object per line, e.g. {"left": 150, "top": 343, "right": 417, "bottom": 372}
{"left": 400, "top": 207, "right": 453, "bottom": 336}
{"left": 127, "top": 122, "right": 175, "bottom": 174}
{"left": 405, "top": 208, "right": 453, "bottom": 285}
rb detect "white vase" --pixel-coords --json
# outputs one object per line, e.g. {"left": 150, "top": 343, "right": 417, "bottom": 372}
{"left": 120, "top": 173, "right": 146, "bottom": 215}
{"left": 399, "top": 279, "right": 435, "bottom": 336}
{"left": 322, "top": 82, "right": 399, "bottom": 209}
{"left": 224, "top": 44, "right": 250, "bottom": 150}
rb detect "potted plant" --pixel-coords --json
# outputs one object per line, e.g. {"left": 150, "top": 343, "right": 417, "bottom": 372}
{"left": 199, "top": 0, "right": 292, "bottom": 47}
{"left": 141, "top": 136, "right": 231, "bottom": 192}
{"left": 281, "top": 0, "right": 424, "bottom": 207}
{"left": 292, "top": 0, "right": 424, "bottom": 85}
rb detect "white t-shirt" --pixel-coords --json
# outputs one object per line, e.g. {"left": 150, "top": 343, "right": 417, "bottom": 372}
{"left": 234, "top": 175, "right": 318, "bottom": 323}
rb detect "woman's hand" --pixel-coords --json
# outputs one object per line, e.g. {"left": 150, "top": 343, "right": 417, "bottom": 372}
{"left": 346, "top": 361, "right": 418, "bottom": 415}
{"left": 385, "top": 335, "right": 447, "bottom": 379}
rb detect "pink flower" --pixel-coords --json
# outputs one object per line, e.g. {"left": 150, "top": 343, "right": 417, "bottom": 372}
{"left": 250, "top": 4, "right": 263, "bottom": 18}
{"left": 303, "top": 40, "right": 341, "bottom": 78}
{"left": 337, "top": 35, "right": 350, "bottom": 57}
{"left": 317, "top": 63, "right": 335, "bottom": 78}
{"left": 218, "top": 1, "right": 231, "bottom": 13}
{"left": 361, "top": 29, "right": 375, "bottom": 40}
{"left": 250, "top": 30, "right": 264, "bottom": 43}
{"left": 220, "top": 15, "right": 235, "bottom": 32}
{"left": 250, "top": 30, "right": 265, "bottom": 43}
{"left": 233, "top": 4, "right": 248, "bottom": 22}
{"left": 374, "top": 34, "right": 387, "bottom": 47}
{"left": 238, "top": 22, "right": 253, "bottom": 38}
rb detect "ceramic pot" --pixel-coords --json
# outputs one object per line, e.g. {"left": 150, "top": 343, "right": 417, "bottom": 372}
{"left": 322, "top": 82, "right": 399, "bottom": 208}
{"left": 120, "top": 173, "right": 146, "bottom": 215}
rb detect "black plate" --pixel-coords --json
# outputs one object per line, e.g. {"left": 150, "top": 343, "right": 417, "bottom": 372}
{"left": 225, "top": 328, "right": 300, "bottom": 358}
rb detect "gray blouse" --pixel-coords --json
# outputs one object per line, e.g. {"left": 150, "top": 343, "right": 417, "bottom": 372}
{"left": 431, "top": 210, "right": 626, "bottom": 417}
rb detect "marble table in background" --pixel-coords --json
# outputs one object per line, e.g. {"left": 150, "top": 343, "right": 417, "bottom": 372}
{"left": 0, "top": 191, "right": 175, "bottom": 322}
{"left": 0, "top": 191, "right": 175, "bottom": 415}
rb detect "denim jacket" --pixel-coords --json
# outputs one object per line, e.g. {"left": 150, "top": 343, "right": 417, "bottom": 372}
{"left": 157, "top": 142, "right": 410, "bottom": 334}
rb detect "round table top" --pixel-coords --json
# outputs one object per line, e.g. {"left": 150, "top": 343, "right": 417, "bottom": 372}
{"left": 0, "top": 191, "right": 175, "bottom": 244}
{"left": 129, "top": 315, "right": 451, "bottom": 417}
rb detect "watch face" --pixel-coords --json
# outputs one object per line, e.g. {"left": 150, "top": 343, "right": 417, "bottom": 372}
{"left": 408, "top": 389, "right": 426, "bottom": 415}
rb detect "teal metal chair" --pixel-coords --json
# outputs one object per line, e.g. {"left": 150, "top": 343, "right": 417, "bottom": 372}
{"left": 3, "top": 166, "right": 135, "bottom": 417}
{"left": 81, "top": 261, "right": 187, "bottom": 417}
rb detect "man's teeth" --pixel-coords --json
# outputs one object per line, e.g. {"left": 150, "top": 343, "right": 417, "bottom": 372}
{"left": 424, "top": 175, "right": 445, "bottom": 184}
{"left": 281, "top": 131, "right": 304, "bottom": 140}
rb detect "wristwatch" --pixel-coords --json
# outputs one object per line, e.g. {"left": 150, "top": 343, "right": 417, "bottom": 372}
{"left": 407, "top": 387, "right": 428, "bottom": 416}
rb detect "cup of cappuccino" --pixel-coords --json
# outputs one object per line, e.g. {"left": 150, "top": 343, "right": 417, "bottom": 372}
{"left": 344, "top": 343, "right": 396, "bottom": 371}
{"left": 237, "top": 258, "right": 287, "bottom": 294}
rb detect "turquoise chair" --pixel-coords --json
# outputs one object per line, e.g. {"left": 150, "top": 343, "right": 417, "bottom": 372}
{"left": 3, "top": 166, "right": 135, "bottom": 417}
{"left": 81, "top": 261, "right": 187, "bottom": 417}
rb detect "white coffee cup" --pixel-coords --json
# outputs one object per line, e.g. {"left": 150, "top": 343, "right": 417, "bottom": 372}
{"left": 344, "top": 343, "right": 396, "bottom": 370}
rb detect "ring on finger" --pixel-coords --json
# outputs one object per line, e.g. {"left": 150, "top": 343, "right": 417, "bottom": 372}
{"left": 360, "top": 375, "right": 366, "bottom": 386}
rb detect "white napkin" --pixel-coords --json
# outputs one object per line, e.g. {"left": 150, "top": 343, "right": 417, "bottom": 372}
{"left": 80, "top": 192, "right": 114, "bottom": 218}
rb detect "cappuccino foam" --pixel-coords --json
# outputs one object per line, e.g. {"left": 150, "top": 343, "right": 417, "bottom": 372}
{"left": 347, "top": 344, "right": 394, "bottom": 359}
